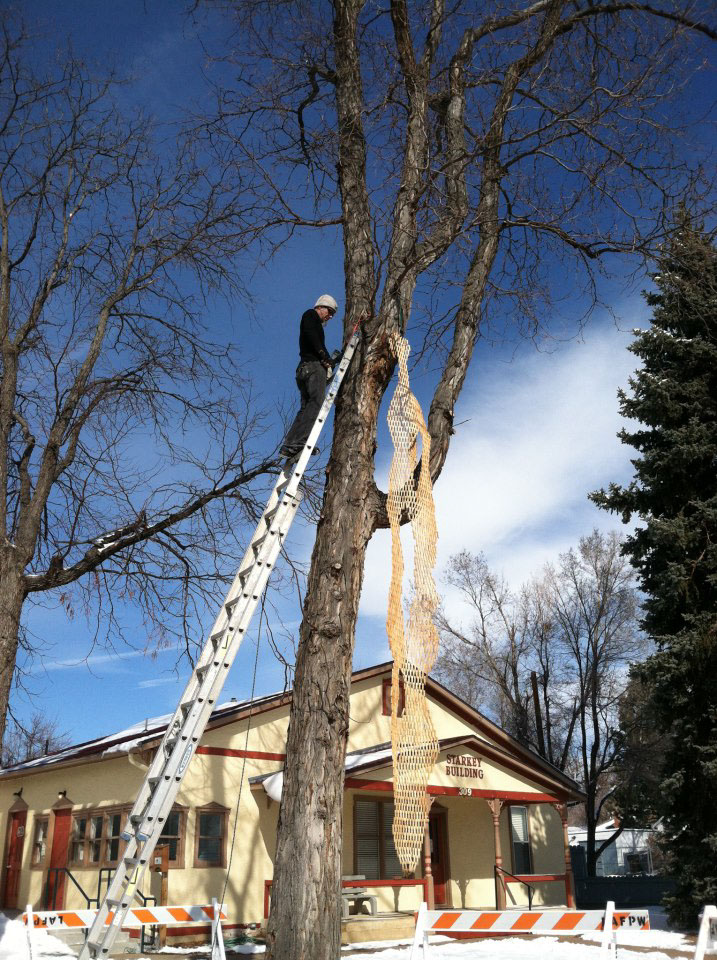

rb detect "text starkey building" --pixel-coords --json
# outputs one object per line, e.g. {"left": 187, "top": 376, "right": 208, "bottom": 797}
{"left": 0, "top": 663, "right": 584, "bottom": 945}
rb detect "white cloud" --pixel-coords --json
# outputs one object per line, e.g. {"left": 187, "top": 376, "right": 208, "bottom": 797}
{"left": 32, "top": 648, "right": 155, "bottom": 675}
{"left": 137, "top": 677, "right": 178, "bottom": 689}
{"left": 358, "top": 318, "right": 640, "bottom": 623}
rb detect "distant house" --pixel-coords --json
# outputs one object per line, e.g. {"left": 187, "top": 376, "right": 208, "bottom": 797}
{"left": 568, "top": 819, "right": 660, "bottom": 876}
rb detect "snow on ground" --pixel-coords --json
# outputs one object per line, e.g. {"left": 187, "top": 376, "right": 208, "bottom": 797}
{"left": 143, "top": 934, "right": 693, "bottom": 960}
{"left": 1, "top": 909, "right": 696, "bottom": 960}
{"left": 0, "top": 913, "right": 75, "bottom": 959}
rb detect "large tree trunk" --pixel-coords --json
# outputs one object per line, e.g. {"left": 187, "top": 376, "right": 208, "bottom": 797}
{"left": 265, "top": 3, "right": 387, "bottom": 951}
{"left": 265, "top": 337, "right": 393, "bottom": 958}
{"left": 0, "top": 554, "right": 25, "bottom": 748}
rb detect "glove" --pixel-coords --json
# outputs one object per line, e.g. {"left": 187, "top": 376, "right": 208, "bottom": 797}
{"left": 330, "top": 349, "right": 342, "bottom": 367}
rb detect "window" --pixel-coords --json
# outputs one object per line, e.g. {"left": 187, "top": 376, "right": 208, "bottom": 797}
{"left": 68, "top": 809, "right": 129, "bottom": 866}
{"left": 194, "top": 805, "right": 227, "bottom": 868}
{"left": 593, "top": 841, "right": 618, "bottom": 876}
{"left": 354, "top": 799, "right": 404, "bottom": 880}
{"left": 88, "top": 815, "right": 104, "bottom": 863}
{"left": 625, "top": 851, "right": 651, "bottom": 875}
{"left": 31, "top": 818, "right": 49, "bottom": 867}
{"left": 70, "top": 816, "right": 88, "bottom": 864}
{"left": 509, "top": 806, "right": 532, "bottom": 875}
{"left": 381, "top": 678, "right": 405, "bottom": 717}
{"left": 105, "top": 811, "right": 124, "bottom": 864}
{"left": 159, "top": 807, "right": 186, "bottom": 867}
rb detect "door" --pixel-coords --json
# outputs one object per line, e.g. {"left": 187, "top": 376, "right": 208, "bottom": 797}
{"left": 46, "top": 808, "right": 72, "bottom": 909}
{"left": 2, "top": 809, "right": 27, "bottom": 909}
{"left": 428, "top": 808, "right": 450, "bottom": 906}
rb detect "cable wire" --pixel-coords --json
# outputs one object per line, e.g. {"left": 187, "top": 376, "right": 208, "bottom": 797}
{"left": 210, "top": 588, "right": 265, "bottom": 954}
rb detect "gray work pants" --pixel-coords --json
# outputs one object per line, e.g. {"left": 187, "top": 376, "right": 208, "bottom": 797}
{"left": 282, "top": 360, "right": 327, "bottom": 452}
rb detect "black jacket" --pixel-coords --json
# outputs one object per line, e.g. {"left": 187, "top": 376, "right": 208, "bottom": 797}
{"left": 298, "top": 308, "right": 330, "bottom": 364}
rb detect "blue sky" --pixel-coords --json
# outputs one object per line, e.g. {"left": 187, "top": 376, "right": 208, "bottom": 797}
{"left": 13, "top": 1, "right": 662, "bottom": 745}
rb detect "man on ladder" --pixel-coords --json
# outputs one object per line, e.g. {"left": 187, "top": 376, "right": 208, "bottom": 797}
{"left": 280, "top": 294, "right": 340, "bottom": 463}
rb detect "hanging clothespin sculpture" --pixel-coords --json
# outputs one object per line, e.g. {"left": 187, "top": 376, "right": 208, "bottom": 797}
{"left": 386, "top": 330, "right": 440, "bottom": 873}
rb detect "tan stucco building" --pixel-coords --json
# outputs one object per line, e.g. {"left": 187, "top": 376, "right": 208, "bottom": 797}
{"left": 0, "top": 663, "right": 584, "bottom": 942}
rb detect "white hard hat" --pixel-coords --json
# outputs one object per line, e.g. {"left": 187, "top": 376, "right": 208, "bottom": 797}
{"left": 314, "top": 294, "right": 338, "bottom": 314}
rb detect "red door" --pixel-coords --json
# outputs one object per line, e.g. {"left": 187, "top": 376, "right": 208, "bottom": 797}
{"left": 428, "top": 809, "right": 450, "bottom": 906}
{"left": 46, "top": 808, "right": 71, "bottom": 909}
{"left": 3, "top": 809, "right": 27, "bottom": 909}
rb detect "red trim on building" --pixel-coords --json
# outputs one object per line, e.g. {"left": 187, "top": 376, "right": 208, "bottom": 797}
{"left": 344, "top": 734, "right": 570, "bottom": 802}
{"left": 344, "top": 778, "right": 558, "bottom": 802}
{"left": 196, "top": 747, "right": 286, "bottom": 761}
{"left": 381, "top": 677, "right": 405, "bottom": 717}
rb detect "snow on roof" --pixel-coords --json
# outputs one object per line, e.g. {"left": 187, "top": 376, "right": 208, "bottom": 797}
{"left": 250, "top": 742, "right": 395, "bottom": 802}
{"left": 0, "top": 689, "right": 285, "bottom": 777}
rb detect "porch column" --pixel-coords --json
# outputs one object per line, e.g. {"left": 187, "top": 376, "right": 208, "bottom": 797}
{"left": 488, "top": 798, "right": 506, "bottom": 909}
{"left": 552, "top": 801, "right": 575, "bottom": 907}
{"left": 423, "top": 823, "right": 435, "bottom": 909}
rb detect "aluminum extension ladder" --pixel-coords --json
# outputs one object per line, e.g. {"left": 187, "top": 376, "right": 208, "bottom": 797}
{"left": 78, "top": 326, "right": 361, "bottom": 959}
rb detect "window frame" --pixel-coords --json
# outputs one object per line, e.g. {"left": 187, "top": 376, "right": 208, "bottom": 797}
{"left": 381, "top": 677, "right": 405, "bottom": 717}
{"left": 67, "top": 807, "right": 131, "bottom": 868}
{"left": 30, "top": 816, "right": 49, "bottom": 869}
{"left": 352, "top": 796, "right": 406, "bottom": 881}
{"left": 68, "top": 814, "right": 89, "bottom": 866}
{"left": 158, "top": 804, "right": 187, "bottom": 870}
{"left": 508, "top": 804, "right": 533, "bottom": 875}
{"left": 103, "top": 809, "right": 126, "bottom": 867}
{"left": 193, "top": 803, "right": 229, "bottom": 869}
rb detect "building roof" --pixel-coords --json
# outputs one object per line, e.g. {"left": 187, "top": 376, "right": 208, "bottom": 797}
{"left": 0, "top": 691, "right": 284, "bottom": 778}
{"left": 0, "top": 661, "right": 584, "bottom": 800}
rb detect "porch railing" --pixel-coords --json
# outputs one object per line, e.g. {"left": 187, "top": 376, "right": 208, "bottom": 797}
{"left": 43, "top": 867, "right": 157, "bottom": 953}
{"left": 494, "top": 864, "right": 535, "bottom": 910}
{"left": 44, "top": 868, "right": 94, "bottom": 910}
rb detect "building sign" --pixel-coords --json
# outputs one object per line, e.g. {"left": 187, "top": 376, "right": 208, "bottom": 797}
{"left": 445, "top": 753, "right": 484, "bottom": 780}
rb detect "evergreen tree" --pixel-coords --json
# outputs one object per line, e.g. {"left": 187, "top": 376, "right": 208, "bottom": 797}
{"left": 612, "top": 674, "right": 665, "bottom": 827}
{"left": 592, "top": 217, "right": 717, "bottom": 926}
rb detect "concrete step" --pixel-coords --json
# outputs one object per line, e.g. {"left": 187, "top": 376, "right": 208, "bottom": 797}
{"left": 341, "top": 911, "right": 415, "bottom": 945}
{"left": 46, "top": 927, "right": 148, "bottom": 955}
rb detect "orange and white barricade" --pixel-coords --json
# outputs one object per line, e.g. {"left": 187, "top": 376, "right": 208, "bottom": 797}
{"left": 695, "top": 906, "right": 717, "bottom": 960}
{"left": 410, "top": 901, "right": 651, "bottom": 958}
{"left": 22, "top": 902, "right": 226, "bottom": 929}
